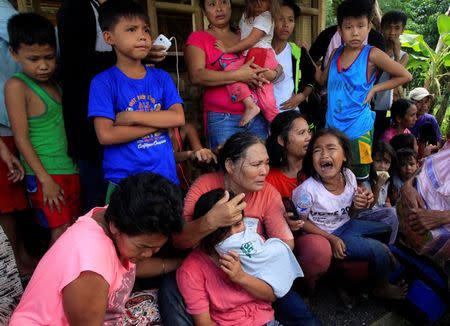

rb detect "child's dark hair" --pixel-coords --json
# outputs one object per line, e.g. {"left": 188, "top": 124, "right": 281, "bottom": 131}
{"left": 337, "top": 0, "right": 373, "bottom": 27}
{"left": 245, "top": 0, "right": 280, "bottom": 20}
{"left": 381, "top": 10, "right": 407, "bottom": 28}
{"left": 369, "top": 141, "right": 396, "bottom": 182}
{"left": 303, "top": 128, "right": 352, "bottom": 181}
{"left": 280, "top": 0, "right": 302, "bottom": 18}
{"left": 390, "top": 98, "right": 414, "bottom": 127}
{"left": 105, "top": 173, "right": 184, "bottom": 236}
{"left": 218, "top": 132, "right": 264, "bottom": 171}
{"left": 266, "top": 111, "right": 308, "bottom": 167}
{"left": 7, "top": 13, "right": 56, "bottom": 52}
{"left": 373, "top": 140, "right": 396, "bottom": 162}
{"left": 396, "top": 148, "right": 417, "bottom": 167}
{"left": 390, "top": 133, "right": 416, "bottom": 152}
{"left": 193, "top": 189, "right": 236, "bottom": 255}
{"left": 418, "top": 123, "right": 438, "bottom": 145}
{"left": 99, "top": 0, "right": 149, "bottom": 32}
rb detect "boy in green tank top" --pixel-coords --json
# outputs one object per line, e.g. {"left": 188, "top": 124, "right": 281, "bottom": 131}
{"left": 5, "top": 13, "right": 80, "bottom": 245}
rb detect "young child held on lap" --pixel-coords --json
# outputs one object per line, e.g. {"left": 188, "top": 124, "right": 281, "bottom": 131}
{"left": 177, "top": 188, "right": 303, "bottom": 325}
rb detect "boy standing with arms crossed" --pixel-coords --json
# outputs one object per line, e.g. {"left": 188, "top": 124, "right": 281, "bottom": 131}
{"left": 316, "top": 0, "right": 412, "bottom": 182}
{"left": 88, "top": 0, "right": 184, "bottom": 202}
{"left": 5, "top": 13, "right": 80, "bottom": 244}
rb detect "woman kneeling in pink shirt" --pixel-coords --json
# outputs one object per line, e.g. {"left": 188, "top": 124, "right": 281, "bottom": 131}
{"left": 10, "top": 173, "right": 184, "bottom": 326}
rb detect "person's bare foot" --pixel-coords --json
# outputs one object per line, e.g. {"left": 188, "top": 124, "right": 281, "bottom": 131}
{"left": 373, "top": 280, "right": 408, "bottom": 300}
{"left": 239, "top": 97, "right": 260, "bottom": 127}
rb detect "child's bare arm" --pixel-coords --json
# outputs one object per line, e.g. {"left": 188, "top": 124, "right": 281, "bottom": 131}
{"left": 184, "top": 122, "right": 203, "bottom": 151}
{"left": 5, "top": 79, "right": 65, "bottom": 212}
{"left": 183, "top": 123, "right": 217, "bottom": 163}
{"left": 114, "top": 104, "right": 185, "bottom": 129}
{"left": 315, "top": 49, "right": 335, "bottom": 86}
{"left": 365, "top": 48, "right": 412, "bottom": 103}
{"left": 93, "top": 117, "right": 156, "bottom": 145}
{"left": 215, "top": 28, "right": 265, "bottom": 54}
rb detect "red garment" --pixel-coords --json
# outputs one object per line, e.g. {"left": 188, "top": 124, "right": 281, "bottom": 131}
{"left": 266, "top": 168, "right": 299, "bottom": 198}
{"left": 0, "top": 136, "right": 28, "bottom": 214}
{"left": 27, "top": 174, "right": 80, "bottom": 228}
{"left": 185, "top": 31, "right": 245, "bottom": 116}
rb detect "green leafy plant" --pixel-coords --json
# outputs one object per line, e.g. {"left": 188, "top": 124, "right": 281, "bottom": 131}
{"left": 400, "top": 14, "right": 450, "bottom": 124}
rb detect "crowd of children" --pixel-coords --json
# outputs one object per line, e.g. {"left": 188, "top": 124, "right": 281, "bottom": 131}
{"left": 0, "top": 0, "right": 449, "bottom": 325}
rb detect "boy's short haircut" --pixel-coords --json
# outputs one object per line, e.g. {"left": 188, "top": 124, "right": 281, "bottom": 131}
{"left": 7, "top": 13, "right": 56, "bottom": 52}
{"left": 281, "top": 0, "right": 302, "bottom": 18}
{"left": 390, "top": 133, "right": 416, "bottom": 152}
{"left": 396, "top": 148, "right": 417, "bottom": 166}
{"left": 98, "top": 0, "right": 150, "bottom": 32}
{"left": 381, "top": 10, "right": 407, "bottom": 28}
{"left": 336, "top": 0, "right": 373, "bottom": 27}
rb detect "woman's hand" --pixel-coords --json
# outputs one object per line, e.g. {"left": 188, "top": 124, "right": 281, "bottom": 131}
{"left": 205, "top": 191, "right": 246, "bottom": 229}
{"left": 0, "top": 143, "right": 25, "bottom": 182}
{"left": 280, "top": 93, "right": 306, "bottom": 110}
{"left": 190, "top": 148, "right": 218, "bottom": 164}
{"left": 283, "top": 211, "right": 305, "bottom": 231}
{"left": 214, "top": 40, "right": 229, "bottom": 53}
{"left": 220, "top": 251, "right": 245, "bottom": 283}
{"left": 329, "top": 235, "right": 346, "bottom": 259}
{"left": 400, "top": 180, "right": 425, "bottom": 211}
{"left": 235, "top": 57, "right": 269, "bottom": 86}
{"left": 408, "top": 209, "right": 449, "bottom": 234}
{"left": 258, "top": 69, "right": 277, "bottom": 83}
{"left": 41, "top": 176, "right": 65, "bottom": 213}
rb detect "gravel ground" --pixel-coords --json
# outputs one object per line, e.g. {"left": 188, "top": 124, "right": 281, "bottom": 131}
{"left": 308, "top": 279, "right": 450, "bottom": 326}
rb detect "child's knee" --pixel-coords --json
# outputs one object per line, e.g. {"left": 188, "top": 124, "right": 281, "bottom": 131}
{"left": 295, "top": 234, "right": 332, "bottom": 274}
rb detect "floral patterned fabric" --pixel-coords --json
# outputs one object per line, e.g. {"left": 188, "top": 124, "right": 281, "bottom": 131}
{"left": 120, "top": 289, "right": 162, "bottom": 326}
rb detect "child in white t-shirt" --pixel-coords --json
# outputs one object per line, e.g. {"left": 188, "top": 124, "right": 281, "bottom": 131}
{"left": 292, "top": 128, "right": 408, "bottom": 300}
{"left": 215, "top": 0, "right": 280, "bottom": 126}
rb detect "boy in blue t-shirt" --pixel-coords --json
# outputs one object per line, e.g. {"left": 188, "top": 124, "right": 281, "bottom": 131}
{"left": 88, "top": 0, "right": 184, "bottom": 201}
{"left": 315, "top": 0, "right": 411, "bottom": 182}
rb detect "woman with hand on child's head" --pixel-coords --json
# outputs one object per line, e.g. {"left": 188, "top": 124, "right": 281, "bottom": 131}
{"left": 162, "top": 132, "right": 321, "bottom": 326}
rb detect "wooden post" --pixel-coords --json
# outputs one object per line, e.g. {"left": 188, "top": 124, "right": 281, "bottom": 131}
{"left": 192, "top": 0, "right": 203, "bottom": 31}
{"left": 146, "top": 0, "right": 159, "bottom": 38}
{"left": 318, "top": 0, "right": 326, "bottom": 32}
{"left": 30, "top": 0, "right": 42, "bottom": 14}
{"left": 16, "top": 0, "right": 28, "bottom": 12}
